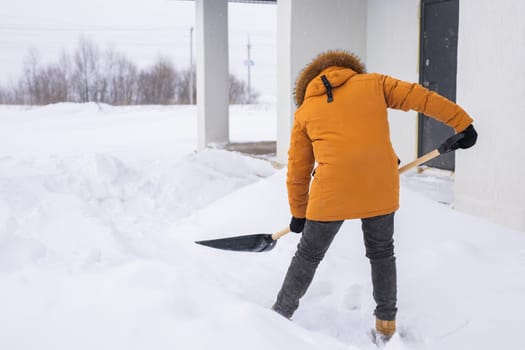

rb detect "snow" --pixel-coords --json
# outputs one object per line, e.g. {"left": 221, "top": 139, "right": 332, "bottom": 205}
{"left": 1, "top": 103, "right": 524, "bottom": 350}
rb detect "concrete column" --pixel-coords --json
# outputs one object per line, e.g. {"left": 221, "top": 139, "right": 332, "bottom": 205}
{"left": 196, "top": 0, "right": 229, "bottom": 149}
{"left": 276, "top": 0, "right": 293, "bottom": 164}
{"left": 276, "top": 0, "right": 367, "bottom": 163}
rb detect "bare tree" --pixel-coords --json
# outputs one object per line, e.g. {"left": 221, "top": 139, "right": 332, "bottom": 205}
{"left": 105, "top": 51, "right": 138, "bottom": 105}
{"left": 0, "top": 86, "right": 11, "bottom": 104}
{"left": 0, "top": 37, "right": 259, "bottom": 106}
{"left": 71, "top": 37, "right": 104, "bottom": 102}
{"left": 175, "top": 68, "right": 196, "bottom": 104}
{"left": 20, "top": 48, "right": 41, "bottom": 105}
{"left": 137, "top": 58, "right": 178, "bottom": 105}
{"left": 229, "top": 74, "right": 259, "bottom": 104}
{"left": 38, "top": 62, "right": 69, "bottom": 104}
{"left": 15, "top": 49, "right": 70, "bottom": 105}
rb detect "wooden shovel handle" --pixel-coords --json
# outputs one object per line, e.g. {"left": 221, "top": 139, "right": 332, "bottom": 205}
{"left": 271, "top": 227, "right": 291, "bottom": 240}
{"left": 273, "top": 147, "right": 443, "bottom": 241}
{"left": 398, "top": 149, "right": 440, "bottom": 174}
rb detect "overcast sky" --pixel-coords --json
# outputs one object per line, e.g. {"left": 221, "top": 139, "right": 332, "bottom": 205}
{"left": 0, "top": 0, "right": 277, "bottom": 97}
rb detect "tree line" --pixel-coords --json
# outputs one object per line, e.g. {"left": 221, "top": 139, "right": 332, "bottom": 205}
{"left": 0, "top": 38, "right": 258, "bottom": 105}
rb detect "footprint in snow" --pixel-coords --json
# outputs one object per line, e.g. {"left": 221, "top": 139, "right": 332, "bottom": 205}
{"left": 342, "top": 284, "right": 364, "bottom": 310}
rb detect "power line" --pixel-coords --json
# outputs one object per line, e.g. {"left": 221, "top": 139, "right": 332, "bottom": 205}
{"left": 0, "top": 25, "right": 192, "bottom": 32}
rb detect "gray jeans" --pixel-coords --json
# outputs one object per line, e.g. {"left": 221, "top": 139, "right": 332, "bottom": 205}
{"left": 273, "top": 213, "right": 397, "bottom": 321}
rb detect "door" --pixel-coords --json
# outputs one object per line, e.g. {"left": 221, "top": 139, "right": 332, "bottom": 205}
{"left": 419, "top": 0, "right": 459, "bottom": 170}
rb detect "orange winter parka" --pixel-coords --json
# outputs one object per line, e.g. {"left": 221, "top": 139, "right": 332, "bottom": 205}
{"left": 287, "top": 51, "right": 473, "bottom": 221}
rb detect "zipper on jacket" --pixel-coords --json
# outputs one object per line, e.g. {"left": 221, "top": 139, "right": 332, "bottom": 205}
{"left": 320, "top": 75, "right": 334, "bottom": 103}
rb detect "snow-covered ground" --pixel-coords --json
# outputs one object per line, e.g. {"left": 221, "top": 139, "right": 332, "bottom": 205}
{"left": 0, "top": 104, "right": 524, "bottom": 350}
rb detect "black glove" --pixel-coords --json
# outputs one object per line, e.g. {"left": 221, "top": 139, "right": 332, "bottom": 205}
{"left": 289, "top": 217, "right": 306, "bottom": 233}
{"left": 450, "top": 124, "right": 478, "bottom": 151}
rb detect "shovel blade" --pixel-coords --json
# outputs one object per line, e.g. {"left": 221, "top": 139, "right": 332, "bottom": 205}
{"left": 195, "top": 233, "right": 276, "bottom": 252}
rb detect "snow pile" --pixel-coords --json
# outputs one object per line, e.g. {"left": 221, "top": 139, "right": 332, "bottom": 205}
{"left": 0, "top": 104, "right": 524, "bottom": 350}
{"left": 0, "top": 150, "right": 275, "bottom": 272}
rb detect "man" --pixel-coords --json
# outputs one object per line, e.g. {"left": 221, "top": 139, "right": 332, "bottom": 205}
{"left": 272, "top": 50, "right": 477, "bottom": 340}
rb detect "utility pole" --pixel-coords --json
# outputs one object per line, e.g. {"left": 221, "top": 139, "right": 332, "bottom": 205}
{"left": 189, "top": 26, "right": 194, "bottom": 105}
{"left": 244, "top": 35, "right": 254, "bottom": 104}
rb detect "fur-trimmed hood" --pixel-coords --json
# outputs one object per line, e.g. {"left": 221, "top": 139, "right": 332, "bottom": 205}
{"left": 294, "top": 50, "right": 366, "bottom": 107}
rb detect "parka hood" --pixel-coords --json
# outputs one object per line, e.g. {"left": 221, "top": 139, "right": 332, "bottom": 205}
{"left": 294, "top": 50, "right": 366, "bottom": 107}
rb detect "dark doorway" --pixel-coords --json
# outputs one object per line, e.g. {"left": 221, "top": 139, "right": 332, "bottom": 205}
{"left": 418, "top": 0, "right": 459, "bottom": 170}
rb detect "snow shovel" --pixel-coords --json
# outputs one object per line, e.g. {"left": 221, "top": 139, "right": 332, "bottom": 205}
{"left": 195, "top": 133, "right": 464, "bottom": 253}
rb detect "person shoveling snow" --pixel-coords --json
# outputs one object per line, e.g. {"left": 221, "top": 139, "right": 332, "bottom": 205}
{"left": 272, "top": 50, "right": 477, "bottom": 343}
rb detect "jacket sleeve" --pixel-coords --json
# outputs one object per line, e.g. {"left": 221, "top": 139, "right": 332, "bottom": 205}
{"left": 287, "top": 115, "right": 315, "bottom": 218}
{"left": 381, "top": 75, "right": 473, "bottom": 132}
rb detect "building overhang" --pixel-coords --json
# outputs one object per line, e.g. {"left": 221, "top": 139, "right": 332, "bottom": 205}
{"left": 176, "top": 0, "right": 276, "bottom": 3}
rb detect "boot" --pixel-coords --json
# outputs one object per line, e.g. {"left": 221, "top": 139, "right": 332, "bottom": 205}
{"left": 375, "top": 318, "right": 396, "bottom": 340}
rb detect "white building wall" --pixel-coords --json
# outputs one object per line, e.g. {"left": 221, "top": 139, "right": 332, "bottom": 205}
{"left": 366, "top": 0, "right": 420, "bottom": 165}
{"left": 276, "top": 0, "right": 293, "bottom": 163}
{"left": 455, "top": 0, "right": 525, "bottom": 231}
{"left": 191, "top": 0, "right": 525, "bottom": 232}
{"left": 276, "top": 0, "right": 367, "bottom": 162}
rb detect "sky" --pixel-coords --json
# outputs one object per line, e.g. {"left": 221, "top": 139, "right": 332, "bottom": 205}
{"left": 0, "top": 0, "right": 277, "bottom": 97}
